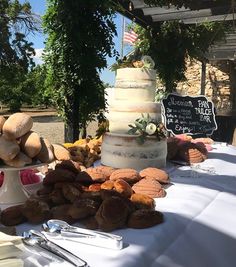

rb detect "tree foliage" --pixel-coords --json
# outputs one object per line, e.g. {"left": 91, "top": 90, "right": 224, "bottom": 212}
{"left": 0, "top": 0, "right": 39, "bottom": 111}
{"left": 134, "top": 21, "right": 228, "bottom": 92}
{"left": 43, "top": 0, "right": 118, "bottom": 142}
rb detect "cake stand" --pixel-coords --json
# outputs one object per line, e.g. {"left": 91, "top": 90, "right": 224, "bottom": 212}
{"left": 0, "top": 163, "right": 46, "bottom": 206}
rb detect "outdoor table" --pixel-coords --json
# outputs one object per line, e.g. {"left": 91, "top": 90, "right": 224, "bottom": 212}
{"left": 11, "top": 143, "right": 236, "bottom": 266}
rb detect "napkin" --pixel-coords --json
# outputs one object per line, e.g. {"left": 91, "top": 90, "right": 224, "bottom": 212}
{"left": 0, "top": 232, "right": 24, "bottom": 266}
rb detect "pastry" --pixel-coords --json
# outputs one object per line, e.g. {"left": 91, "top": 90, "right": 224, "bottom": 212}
{"left": 95, "top": 196, "right": 130, "bottom": 232}
{"left": 68, "top": 198, "right": 100, "bottom": 219}
{"left": 100, "top": 180, "right": 114, "bottom": 190}
{"left": 130, "top": 193, "right": 155, "bottom": 210}
{"left": 0, "top": 205, "right": 26, "bottom": 226}
{"left": 139, "top": 167, "right": 170, "bottom": 184}
{"left": 85, "top": 166, "right": 111, "bottom": 182}
{"left": 52, "top": 143, "right": 71, "bottom": 161}
{"left": 55, "top": 160, "right": 81, "bottom": 174}
{"left": 88, "top": 183, "right": 102, "bottom": 192}
{"left": 109, "top": 168, "right": 142, "bottom": 184}
{"left": 49, "top": 188, "right": 67, "bottom": 205}
{"left": 177, "top": 142, "right": 207, "bottom": 164}
{"left": 113, "top": 179, "right": 133, "bottom": 198}
{"left": 20, "top": 131, "right": 42, "bottom": 158}
{"left": 127, "top": 209, "right": 164, "bottom": 229}
{"left": 21, "top": 199, "right": 51, "bottom": 224}
{"left": 132, "top": 178, "right": 166, "bottom": 198}
{"left": 61, "top": 183, "right": 82, "bottom": 203}
{"left": 43, "top": 168, "right": 77, "bottom": 185}
{"left": 2, "top": 113, "right": 33, "bottom": 140}
{"left": 51, "top": 204, "right": 75, "bottom": 224}
{"left": 167, "top": 137, "right": 179, "bottom": 160}
{"left": 80, "top": 216, "right": 98, "bottom": 230}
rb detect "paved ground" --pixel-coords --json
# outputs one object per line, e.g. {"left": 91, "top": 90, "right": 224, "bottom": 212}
{"left": 32, "top": 116, "right": 97, "bottom": 144}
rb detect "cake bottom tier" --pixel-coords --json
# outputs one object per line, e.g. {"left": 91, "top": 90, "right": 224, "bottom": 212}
{"left": 101, "top": 133, "right": 167, "bottom": 170}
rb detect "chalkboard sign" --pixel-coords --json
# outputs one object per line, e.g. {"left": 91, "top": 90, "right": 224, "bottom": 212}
{"left": 161, "top": 93, "right": 217, "bottom": 136}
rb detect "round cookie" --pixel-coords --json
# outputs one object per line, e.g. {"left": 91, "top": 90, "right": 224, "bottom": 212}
{"left": 139, "top": 167, "right": 170, "bottom": 184}
{"left": 109, "top": 168, "right": 141, "bottom": 184}
{"left": 132, "top": 178, "right": 166, "bottom": 198}
{"left": 85, "top": 166, "right": 112, "bottom": 182}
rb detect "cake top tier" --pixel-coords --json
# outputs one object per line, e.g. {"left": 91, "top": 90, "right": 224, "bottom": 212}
{"left": 115, "top": 68, "right": 156, "bottom": 83}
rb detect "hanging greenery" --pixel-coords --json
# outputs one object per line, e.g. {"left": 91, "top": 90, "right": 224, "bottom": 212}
{"left": 143, "top": 0, "right": 229, "bottom": 9}
{"left": 133, "top": 20, "right": 228, "bottom": 92}
{"left": 43, "top": 0, "right": 119, "bottom": 142}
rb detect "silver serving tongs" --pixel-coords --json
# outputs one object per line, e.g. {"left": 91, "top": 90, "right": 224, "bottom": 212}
{"left": 42, "top": 219, "right": 123, "bottom": 250}
{"left": 22, "top": 230, "right": 88, "bottom": 267}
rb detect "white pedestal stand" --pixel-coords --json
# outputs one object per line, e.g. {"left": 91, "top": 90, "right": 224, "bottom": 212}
{"left": 0, "top": 163, "right": 45, "bottom": 206}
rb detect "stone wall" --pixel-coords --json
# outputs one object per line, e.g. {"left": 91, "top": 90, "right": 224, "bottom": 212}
{"left": 175, "top": 58, "right": 232, "bottom": 114}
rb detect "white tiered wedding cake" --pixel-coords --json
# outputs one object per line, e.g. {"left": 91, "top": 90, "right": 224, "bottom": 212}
{"left": 101, "top": 67, "right": 167, "bottom": 170}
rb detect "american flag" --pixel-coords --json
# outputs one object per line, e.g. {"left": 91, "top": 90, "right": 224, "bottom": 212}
{"left": 123, "top": 30, "right": 138, "bottom": 45}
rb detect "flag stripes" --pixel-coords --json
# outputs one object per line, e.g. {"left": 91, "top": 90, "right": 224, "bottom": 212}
{"left": 123, "top": 30, "right": 138, "bottom": 45}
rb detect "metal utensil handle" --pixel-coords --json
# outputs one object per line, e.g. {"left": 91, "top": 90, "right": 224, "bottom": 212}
{"left": 67, "top": 227, "right": 122, "bottom": 241}
{"left": 41, "top": 240, "right": 88, "bottom": 267}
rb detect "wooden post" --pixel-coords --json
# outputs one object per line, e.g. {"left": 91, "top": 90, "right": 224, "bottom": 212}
{"left": 200, "top": 61, "right": 206, "bottom": 95}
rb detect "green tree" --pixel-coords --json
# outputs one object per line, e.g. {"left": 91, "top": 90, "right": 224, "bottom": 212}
{"left": 134, "top": 21, "right": 227, "bottom": 92}
{"left": 0, "top": 0, "right": 39, "bottom": 111}
{"left": 43, "top": 0, "right": 118, "bottom": 142}
{"left": 25, "top": 64, "right": 54, "bottom": 108}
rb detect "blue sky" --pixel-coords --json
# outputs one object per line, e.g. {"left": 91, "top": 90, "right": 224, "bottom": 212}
{"left": 20, "top": 0, "right": 133, "bottom": 86}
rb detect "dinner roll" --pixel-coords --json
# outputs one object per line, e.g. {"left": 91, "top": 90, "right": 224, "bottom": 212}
{"left": 3, "top": 113, "right": 33, "bottom": 139}
{"left": 36, "top": 137, "right": 55, "bottom": 163}
{"left": 20, "top": 131, "right": 42, "bottom": 158}
{"left": 0, "top": 116, "right": 6, "bottom": 133}
{"left": 0, "top": 135, "right": 20, "bottom": 161}
{"left": 52, "top": 143, "right": 71, "bottom": 161}
{"left": 4, "top": 151, "right": 32, "bottom": 168}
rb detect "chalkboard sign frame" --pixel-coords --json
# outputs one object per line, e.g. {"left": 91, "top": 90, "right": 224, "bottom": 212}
{"left": 161, "top": 93, "right": 218, "bottom": 136}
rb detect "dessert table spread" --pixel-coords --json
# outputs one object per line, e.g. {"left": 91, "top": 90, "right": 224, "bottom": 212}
{"left": 5, "top": 143, "right": 236, "bottom": 267}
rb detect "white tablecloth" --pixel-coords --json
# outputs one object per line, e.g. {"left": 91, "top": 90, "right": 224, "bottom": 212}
{"left": 15, "top": 144, "right": 236, "bottom": 267}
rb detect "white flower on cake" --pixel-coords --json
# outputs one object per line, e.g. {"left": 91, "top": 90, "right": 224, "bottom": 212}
{"left": 145, "top": 123, "right": 157, "bottom": 135}
{"left": 141, "top": 56, "right": 155, "bottom": 69}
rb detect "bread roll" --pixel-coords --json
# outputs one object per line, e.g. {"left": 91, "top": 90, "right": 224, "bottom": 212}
{"left": 36, "top": 137, "right": 55, "bottom": 163}
{"left": 3, "top": 113, "right": 33, "bottom": 139}
{"left": 0, "top": 135, "right": 20, "bottom": 161}
{"left": 20, "top": 131, "right": 42, "bottom": 158}
{"left": 4, "top": 151, "right": 32, "bottom": 168}
{"left": 52, "top": 143, "right": 71, "bottom": 161}
{"left": 0, "top": 116, "right": 6, "bottom": 132}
